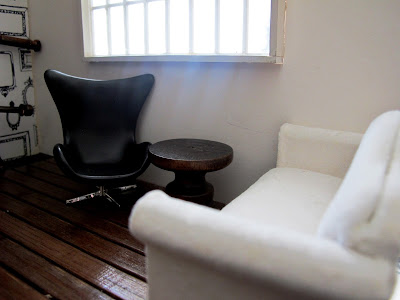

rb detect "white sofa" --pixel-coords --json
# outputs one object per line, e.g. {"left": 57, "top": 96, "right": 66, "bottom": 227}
{"left": 129, "top": 111, "right": 400, "bottom": 300}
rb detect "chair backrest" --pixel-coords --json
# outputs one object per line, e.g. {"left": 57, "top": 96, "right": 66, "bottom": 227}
{"left": 318, "top": 111, "right": 400, "bottom": 261}
{"left": 44, "top": 70, "right": 154, "bottom": 165}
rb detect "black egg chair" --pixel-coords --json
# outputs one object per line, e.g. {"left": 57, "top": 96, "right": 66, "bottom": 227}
{"left": 44, "top": 69, "right": 155, "bottom": 206}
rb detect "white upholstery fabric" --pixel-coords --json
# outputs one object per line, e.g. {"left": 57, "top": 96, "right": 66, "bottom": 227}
{"left": 129, "top": 111, "right": 400, "bottom": 300}
{"left": 277, "top": 123, "right": 362, "bottom": 178}
{"left": 144, "top": 245, "right": 295, "bottom": 300}
{"left": 222, "top": 168, "right": 342, "bottom": 234}
{"left": 318, "top": 111, "right": 400, "bottom": 262}
{"left": 130, "top": 190, "right": 394, "bottom": 300}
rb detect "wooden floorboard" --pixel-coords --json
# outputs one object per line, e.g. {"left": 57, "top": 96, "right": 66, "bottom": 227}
{"left": 12, "top": 162, "right": 143, "bottom": 227}
{"left": 0, "top": 155, "right": 148, "bottom": 299}
{"left": 16, "top": 163, "right": 94, "bottom": 194}
{"left": 0, "top": 212, "right": 146, "bottom": 299}
{"left": 0, "top": 178, "right": 144, "bottom": 253}
{"left": 1, "top": 239, "right": 114, "bottom": 300}
{"left": 0, "top": 266, "right": 47, "bottom": 300}
{"left": 0, "top": 154, "right": 225, "bottom": 299}
{"left": 0, "top": 194, "right": 146, "bottom": 279}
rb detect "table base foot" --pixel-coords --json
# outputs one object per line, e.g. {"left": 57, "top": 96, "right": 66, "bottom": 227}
{"left": 166, "top": 182, "right": 214, "bottom": 205}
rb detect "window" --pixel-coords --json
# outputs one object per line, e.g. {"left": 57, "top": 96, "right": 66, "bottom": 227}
{"left": 80, "top": 0, "right": 286, "bottom": 63}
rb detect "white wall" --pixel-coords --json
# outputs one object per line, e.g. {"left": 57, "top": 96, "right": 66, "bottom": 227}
{"left": 30, "top": 0, "right": 400, "bottom": 203}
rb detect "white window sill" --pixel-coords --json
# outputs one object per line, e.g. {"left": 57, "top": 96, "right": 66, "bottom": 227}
{"left": 83, "top": 54, "right": 284, "bottom": 64}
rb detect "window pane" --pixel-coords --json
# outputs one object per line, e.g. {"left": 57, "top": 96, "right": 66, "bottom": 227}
{"left": 127, "top": 3, "right": 145, "bottom": 54}
{"left": 87, "top": 0, "right": 275, "bottom": 59}
{"left": 92, "top": 0, "right": 106, "bottom": 7}
{"left": 110, "top": 6, "right": 126, "bottom": 55}
{"left": 219, "top": 0, "right": 243, "bottom": 54}
{"left": 92, "top": 8, "right": 108, "bottom": 55}
{"left": 170, "top": 0, "right": 189, "bottom": 54}
{"left": 248, "top": 0, "right": 271, "bottom": 54}
{"left": 148, "top": 1, "right": 166, "bottom": 54}
{"left": 193, "top": 0, "right": 215, "bottom": 54}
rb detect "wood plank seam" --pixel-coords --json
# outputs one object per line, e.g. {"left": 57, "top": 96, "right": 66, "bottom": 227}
{"left": 0, "top": 266, "right": 48, "bottom": 300}
{"left": 0, "top": 239, "right": 115, "bottom": 300}
{"left": 0, "top": 238, "right": 114, "bottom": 300}
{"left": 0, "top": 205, "right": 147, "bottom": 282}
{"left": 0, "top": 186, "right": 145, "bottom": 255}
{"left": 5, "top": 168, "right": 135, "bottom": 228}
{"left": 13, "top": 165, "right": 94, "bottom": 195}
{"left": 1, "top": 156, "right": 149, "bottom": 299}
{"left": 1, "top": 236, "right": 122, "bottom": 300}
{"left": 1, "top": 171, "right": 130, "bottom": 229}
{"left": 0, "top": 212, "right": 147, "bottom": 299}
{"left": 0, "top": 263, "right": 49, "bottom": 297}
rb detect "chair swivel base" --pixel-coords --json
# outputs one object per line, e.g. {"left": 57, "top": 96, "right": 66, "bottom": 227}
{"left": 66, "top": 184, "right": 137, "bottom": 207}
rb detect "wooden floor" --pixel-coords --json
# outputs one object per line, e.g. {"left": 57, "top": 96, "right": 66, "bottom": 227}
{"left": 0, "top": 154, "right": 225, "bottom": 299}
{"left": 0, "top": 155, "right": 156, "bottom": 299}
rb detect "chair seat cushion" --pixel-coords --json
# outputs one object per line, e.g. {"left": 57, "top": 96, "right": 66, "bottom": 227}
{"left": 222, "top": 168, "right": 342, "bottom": 234}
{"left": 73, "top": 162, "right": 140, "bottom": 177}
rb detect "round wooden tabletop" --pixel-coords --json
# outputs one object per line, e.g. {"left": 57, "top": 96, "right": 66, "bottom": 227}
{"left": 149, "top": 139, "right": 233, "bottom": 172}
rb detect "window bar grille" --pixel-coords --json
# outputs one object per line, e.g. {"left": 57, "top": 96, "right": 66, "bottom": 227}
{"left": 123, "top": 0, "right": 129, "bottom": 55}
{"left": 189, "top": 0, "right": 194, "bottom": 54}
{"left": 90, "top": 9, "right": 95, "bottom": 55}
{"left": 165, "top": 0, "right": 170, "bottom": 54}
{"left": 144, "top": 0, "right": 149, "bottom": 54}
{"left": 242, "top": 0, "right": 249, "bottom": 54}
{"left": 215, "top": 0, "right": 220, "bottom": 54}
{"left": 106, "top": 5, "right": 112, "bottom": 55}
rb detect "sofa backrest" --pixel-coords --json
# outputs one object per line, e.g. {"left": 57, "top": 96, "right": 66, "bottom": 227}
{"left": 318, "top": 111, "right": 400, "bottom": 261}
{"left": 277, "top": 123, "right": 362, "bottom": 178}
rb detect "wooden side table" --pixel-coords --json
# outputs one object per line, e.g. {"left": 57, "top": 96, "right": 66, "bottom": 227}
{"left": 149, "top": 139, "right": 233, "bottom": 205}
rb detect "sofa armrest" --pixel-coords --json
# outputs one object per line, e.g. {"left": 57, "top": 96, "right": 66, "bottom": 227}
{"left": 129, "top": 190, "right": 393, "bottom": 300}
{"left": 277, "top": 123, "right": 362, "bottom": 178}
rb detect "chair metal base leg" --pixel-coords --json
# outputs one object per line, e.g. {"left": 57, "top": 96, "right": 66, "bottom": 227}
{"left": 66, "top": 191, "right": 102, "bottom": 204}
{"left": 111, "top": 184, "right": 137, "bottom": 193}
{"left": 104, "top": 192, "right": 121, "bottom": 208}
{"left": 65, "top": 184, "right": 138, "bottom": 207}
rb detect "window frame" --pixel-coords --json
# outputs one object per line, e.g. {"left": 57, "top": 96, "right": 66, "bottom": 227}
{"left": 80, "top": 0, "right": 286, "bottom": 63}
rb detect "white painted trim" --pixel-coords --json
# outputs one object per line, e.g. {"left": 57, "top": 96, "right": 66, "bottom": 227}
{"left": 270, "top": 0, "right": 286, "bottom": 60}
{"left": 80, "top": 0, "right": 93, "bottom": 57}
{"left": 83, "top": 54, "right": 284, "bottom": 64}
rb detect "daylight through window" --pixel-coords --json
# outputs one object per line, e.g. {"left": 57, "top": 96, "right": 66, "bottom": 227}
{"left": 81, "top": 0, "right": 286, "bottom": 62}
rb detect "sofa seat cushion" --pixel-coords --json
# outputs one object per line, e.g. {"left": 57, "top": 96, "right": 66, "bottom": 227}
{"left": 222, "top": 168, "right": 342, "bottom": 235}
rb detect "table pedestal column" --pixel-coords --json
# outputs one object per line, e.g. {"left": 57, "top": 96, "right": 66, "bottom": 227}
{"left": 166, "top": 171, "right": 214, "bottom": 205}
{"left": 149, "top": 138, "right": 233, "bottom": 206}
